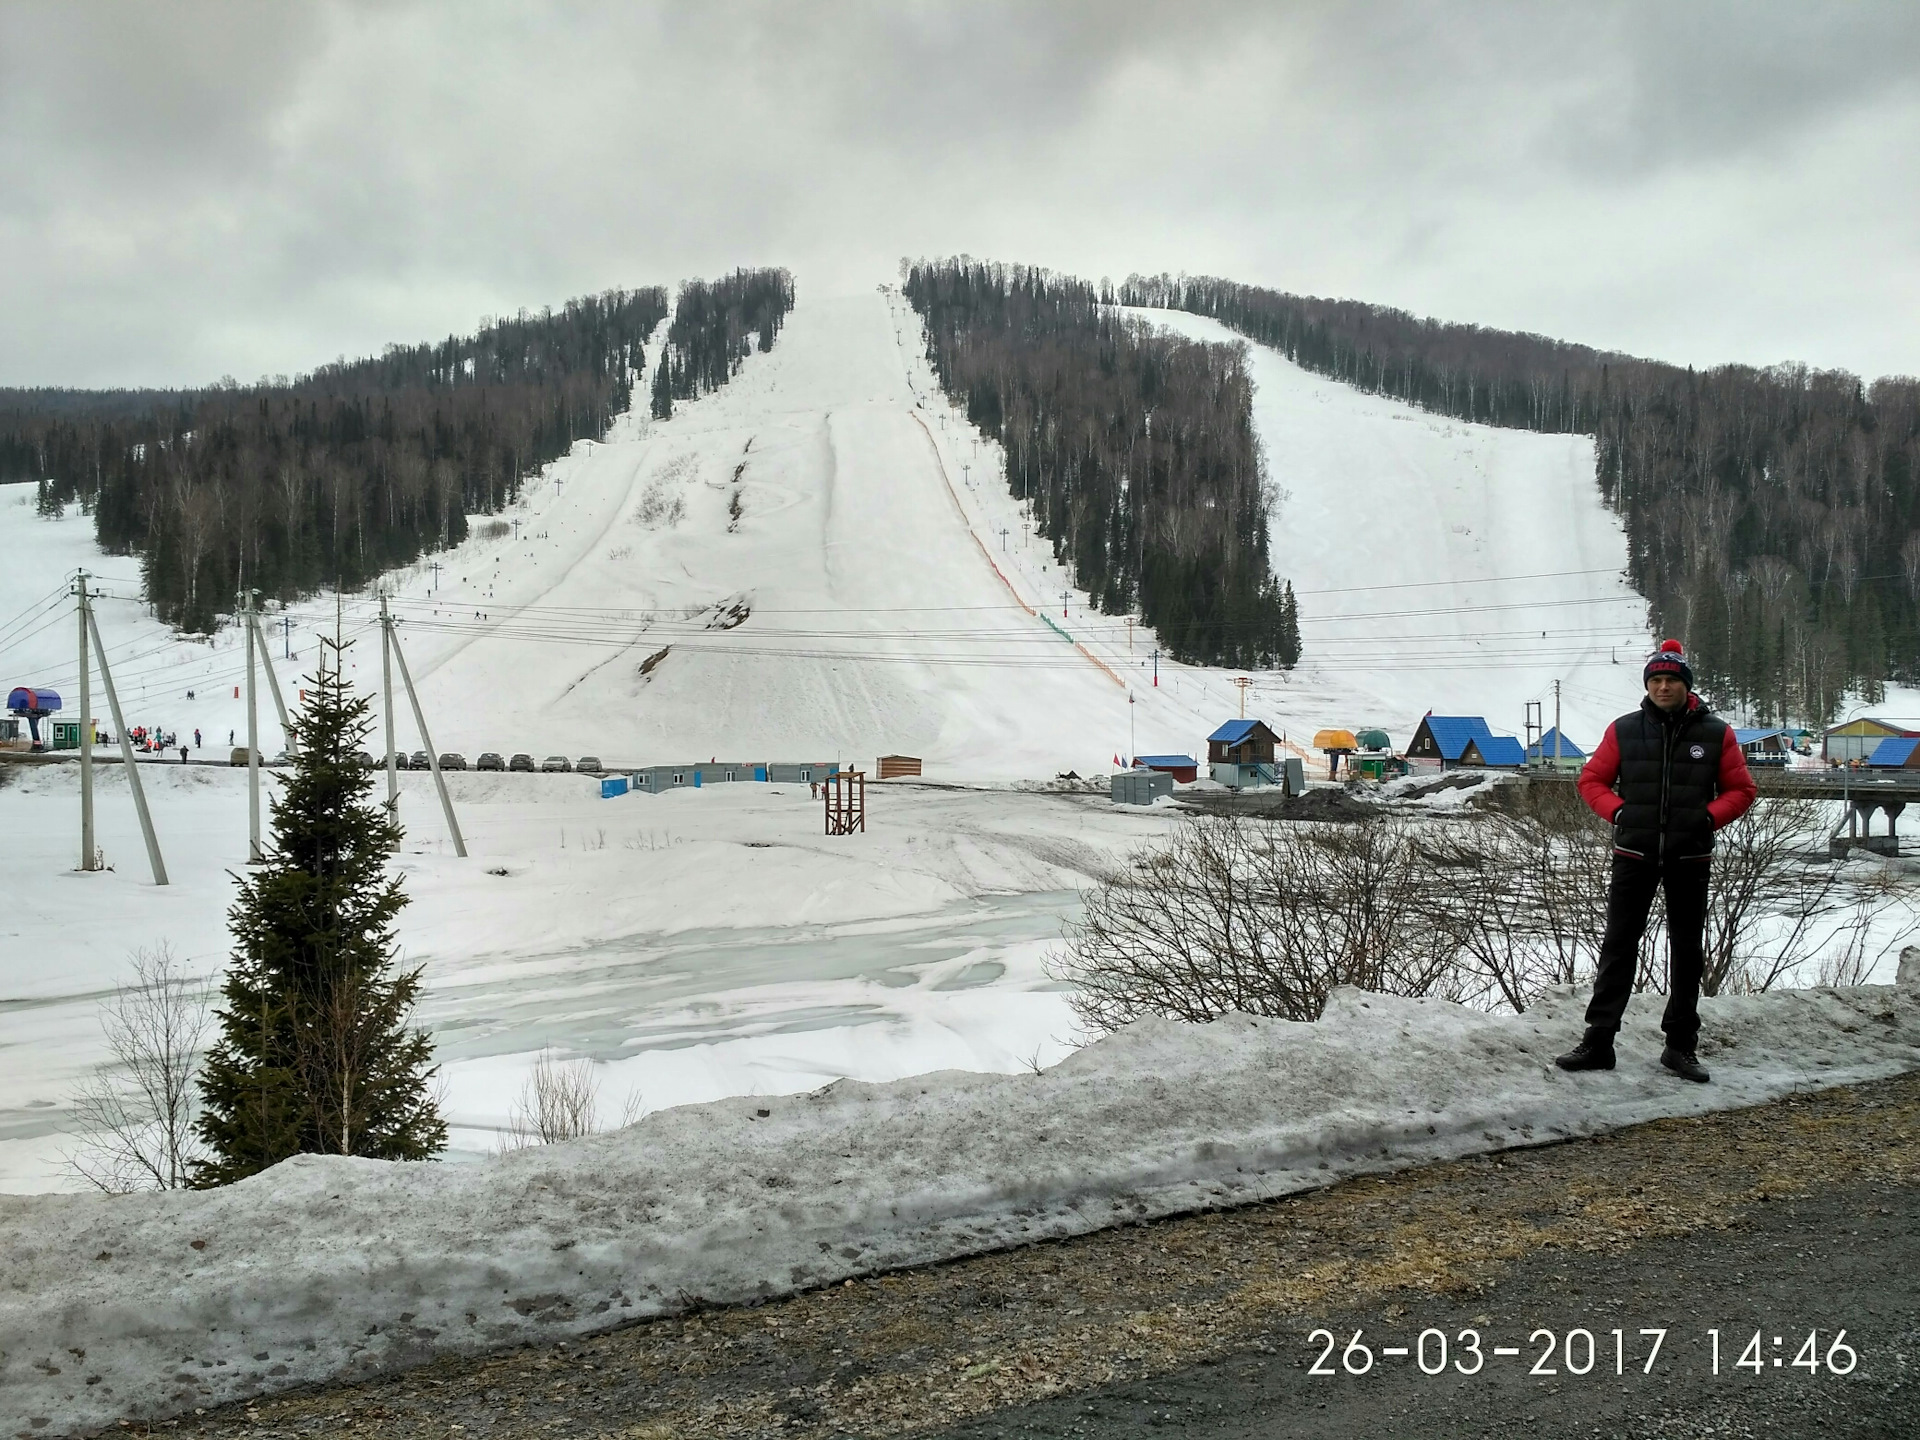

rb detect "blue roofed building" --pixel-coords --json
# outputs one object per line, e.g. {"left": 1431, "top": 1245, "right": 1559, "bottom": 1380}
{"left": 1134, "top": 754, "right": 1198, "bottom": 783}
{"left": 1734, "top": 727, "right": 1791, "bottom": 767}
{"left": 1525, "top": 727, "right": 1586, "bottom": 772}
{"left": 1207, "top": 719, "right": 1282, "bottom": 790}
{"left": 1407, "top": 715, "right": 1526, "bottom": 771}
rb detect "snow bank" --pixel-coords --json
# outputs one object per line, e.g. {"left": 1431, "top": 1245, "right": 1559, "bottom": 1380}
{"left": 6, "top": 976, "right": 1917, "bottom": 1435}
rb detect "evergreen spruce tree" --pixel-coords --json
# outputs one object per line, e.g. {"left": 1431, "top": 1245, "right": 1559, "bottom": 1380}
{"left": 193, "top": 635, "right": 446, "bottom": 1186}
{"left": 1277, "top": 580, "right": 1301, "bottom": 669}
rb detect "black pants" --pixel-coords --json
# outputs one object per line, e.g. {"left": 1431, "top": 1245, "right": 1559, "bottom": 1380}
{"left": 1584, "top": 855, "right": 1711, "bottom": 1050}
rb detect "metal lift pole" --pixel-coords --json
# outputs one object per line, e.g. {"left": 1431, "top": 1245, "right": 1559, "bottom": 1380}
{"left": 380, "top": 595, "right": 399, "bottom": 843}
{"left": 77, "top": 571, "right": 95, "bottom": 870}
{"left": 245, "top": 588, "right": 262, "bottom": 862}
{"left": 84, "top": 599, "right": 167, "bottom": 885}
{"left": 385, "top": 613, "right": 466, "bottom": 857}
{"left": 249, "top": 609, "right": 298, "bottom": 757}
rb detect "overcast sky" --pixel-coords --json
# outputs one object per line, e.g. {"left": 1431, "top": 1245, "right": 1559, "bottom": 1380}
{"left": 3, "top": 1, "right": 1917, "bottom": 388}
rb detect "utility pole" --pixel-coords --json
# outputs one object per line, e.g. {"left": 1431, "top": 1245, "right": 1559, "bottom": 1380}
{"left": 249, "top": 608, "right": 298, "bottom": 758}
{"left": 245, "top": 588, "right": 262, "bottom": 863}
{"left": 77, "top": 571, "right": 95, "bottom": 871}
{"left": 283, "top": 614, "right": 292, "bottom": 660}
{"left": 381, "top": 595, "right": 399, "bottom": 844}
{"left": 1235, "top": 676, "right": 1252, "bottom": 719}
{"left": 385, "top": 613, "right": 467, "bottom": 858}
{"left": 1554, "top": 679, "right": 1563, "bottom": 768}
{"left": 429, "top": 561, "right": 442, "bottom": 595}
{"left": 84, "top": 595, "right": 167, "bottom": 885}
{"left": 1127, "top": 616, "right": 1133, "bottom": 653}
{"left": 1060, "top": 589, "right": 1070, "bottom": 619}
{"left": 1152, "top": 648, "right": 1159, "bottom": 687}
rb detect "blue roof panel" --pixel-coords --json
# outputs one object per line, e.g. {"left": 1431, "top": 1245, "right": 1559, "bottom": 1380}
{"left": 1735, "top": 727, "right": 1786, "bottom": 746}
{"left": 1208, "top": 720, "right": 1259, "bottom": 744}
{"left": 1475, "top": 735, "right": 1527, "bottom": 767}
{"left": 1135, "top": 754, "right": 1197, "bottom": 768}
{"left": 1526, "top": 726, "right": 1587, "bottom": 759}
{"left": 1420, "top": 715, "right": 1496, "bottom": 760}
{"left": 1869, "top": 735, "right": 1920, "bottom": 766}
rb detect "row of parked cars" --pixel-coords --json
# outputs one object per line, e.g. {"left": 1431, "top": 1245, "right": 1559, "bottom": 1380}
{"left": 351, "top": 751, "right": 605, "bottom": 774}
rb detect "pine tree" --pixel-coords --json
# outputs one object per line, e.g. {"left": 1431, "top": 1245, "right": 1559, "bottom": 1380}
{"left": 1277, "top": 580, "right": 1302, "bottom": 669}
{"left": 193, "top": 635, "right": 446, "bottom": 1186}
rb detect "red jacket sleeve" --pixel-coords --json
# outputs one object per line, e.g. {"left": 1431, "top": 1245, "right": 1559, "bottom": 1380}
{"left": 1577, "top": 722, "right": 1624, "bottom": 822}
{"left": 1708, "top": 727, "right": 1758, "bottom": 829}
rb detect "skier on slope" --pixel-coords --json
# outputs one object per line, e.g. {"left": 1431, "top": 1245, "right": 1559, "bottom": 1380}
{"left": 1555, "top": 640, "right": 1757, "bottom": 1084}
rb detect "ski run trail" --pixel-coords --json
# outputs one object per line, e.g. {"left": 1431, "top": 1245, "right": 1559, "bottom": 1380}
{"left": 3, "top": 285, "right": 1917, "bottom": 1434}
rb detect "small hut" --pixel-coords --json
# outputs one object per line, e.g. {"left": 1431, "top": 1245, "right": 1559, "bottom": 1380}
{"left": 1734, "top": 728, "right": 1790, "bottom": 768}
{"left": 1208, "top": 719, "right": 1281, "bottom": 789}
{"left": 876, "top": 755, "right": 922, "bottom": 779}
{"left": 1134, "top": 754, "right": 1198, "bottom": 783}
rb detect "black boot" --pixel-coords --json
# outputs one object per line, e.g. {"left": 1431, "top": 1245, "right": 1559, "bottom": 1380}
{"left": 1660, "top": 1046, "right": 1710, "bottom": 1083}
{"left": 1555, "top": 1027, "right": 1616, "bottom": 1072}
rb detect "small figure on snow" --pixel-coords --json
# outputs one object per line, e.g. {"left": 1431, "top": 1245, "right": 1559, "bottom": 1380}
{"left": 1555, "top": 641, "right": 1756, "bottom": 1084}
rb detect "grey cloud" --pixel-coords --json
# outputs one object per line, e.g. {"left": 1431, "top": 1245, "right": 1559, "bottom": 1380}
{"left": 0, "top": 1, "right": 1915, "bottom": 387}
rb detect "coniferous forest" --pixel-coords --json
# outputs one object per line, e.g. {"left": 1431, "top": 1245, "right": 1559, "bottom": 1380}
{"left": 906, "top": 260, "right": 1301, "bottom": 669}
{"left": 0, "top": 288, "right": 668, "bottom": 631}
{"left": 651, "top": 268, "right": 796, "bottom": 419}
{"left": 1122, "top": 274, "right": 1920, "bottom": 724}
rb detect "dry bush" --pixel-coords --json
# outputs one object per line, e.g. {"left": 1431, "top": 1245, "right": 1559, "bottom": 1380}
{"left": 502, "top": 1048, "right": 642, "bottom": 1149}
{"left": 1055, "top": 816, "right": 1469, "bottom": 1031}
{"left": 1057, "top": 791, "right": 1909, "bottom": 1036}
{"left": 65, "top": 944, "right": 209, "bottom": 1191}
{"left": 1635, "top": 797, "right": 1914, "bottom": 996}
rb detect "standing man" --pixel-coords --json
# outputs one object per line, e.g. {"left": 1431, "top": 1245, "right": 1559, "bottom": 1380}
{"left": 1556, "top": 640, "right": 1757, "bottom": 1083}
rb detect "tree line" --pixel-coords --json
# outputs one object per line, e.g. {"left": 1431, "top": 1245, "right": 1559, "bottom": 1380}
{"left": 1, "top": 288, "right": 669, "bottom": 631}
{"left": 650, "top": 268, "right": 796, "bottom": 419}
{"left": 905, "top": 259, "right": 1301, "bottom": 669}
{"left": 1122, "top": 274, "right": 1920, "bottom": 725}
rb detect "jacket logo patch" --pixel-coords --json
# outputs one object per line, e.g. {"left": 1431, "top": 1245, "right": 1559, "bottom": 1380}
{"left": 1689, "top": 744, "right": 1706, "bottom": 759}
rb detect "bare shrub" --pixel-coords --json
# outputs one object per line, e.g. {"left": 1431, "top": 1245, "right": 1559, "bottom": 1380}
{"left": 1635, "top": 797, "right": 1913, "bottom": 996}
{"left": 1421, "top": 802, "right": 1612, "bottom": 1012}
{"left": 65, "top": 944, "right": 209, "bottom": 1191}
{"left": 1056, "top": 815, "right": 1468, "bottom": 1032}
{"left": 502, "top": 1049, "right": 643, "bottom": 1149}
{"left": 477, "top": 518, "right": 511, "bottom": 541}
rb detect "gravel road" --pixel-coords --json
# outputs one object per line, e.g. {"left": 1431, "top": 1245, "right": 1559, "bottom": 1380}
{"left": 117, "top": 1070, "right": 1920, "bottom": 1440}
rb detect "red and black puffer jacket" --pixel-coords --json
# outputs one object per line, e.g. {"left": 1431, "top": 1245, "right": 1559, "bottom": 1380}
{"left": 1578, "top": 695, "right": 1757, "bottom": 861}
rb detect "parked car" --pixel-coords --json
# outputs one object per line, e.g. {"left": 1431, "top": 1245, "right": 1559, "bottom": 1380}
{"left": 541, "top": 755, "right": 572, "bottom": 773}
{"left": 354, "top": 751, "right": 375, "bottom": 769}
{"left": 576, "top": 756, "right": 604, "bottom": 775}
{"left": 410, "top": 751, "right": 430, "bottom": 771}
{"left": 439, "top": 752, "right": 468, "bottom": 771}
{"left": 229, "top": 747, "right": 252, "bottom": 767}
{"left": 477, "top": 752, "right": 505, "bottom": 771}
{"left": 509, "top": 753, "right": 535, "bottom": 772}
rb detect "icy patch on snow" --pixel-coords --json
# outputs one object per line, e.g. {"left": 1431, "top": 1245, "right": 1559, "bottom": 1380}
{"left": 4, "top": 977, "right": 1917, "bottom": 1434}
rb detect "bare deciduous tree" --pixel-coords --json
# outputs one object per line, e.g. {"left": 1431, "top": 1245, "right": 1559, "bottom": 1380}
{"left": 65, "top": 944, "right": 208, "bottom": 1192}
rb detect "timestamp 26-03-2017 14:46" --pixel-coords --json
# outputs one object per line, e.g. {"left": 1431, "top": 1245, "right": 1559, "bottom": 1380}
{"left": 1306, "top": 1326, "right": 1862, "bottom": 1379}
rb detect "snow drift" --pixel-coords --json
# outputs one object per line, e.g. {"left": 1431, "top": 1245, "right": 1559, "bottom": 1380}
{"left": 5, "top": 973, "right": 1917, "bottom": 1435}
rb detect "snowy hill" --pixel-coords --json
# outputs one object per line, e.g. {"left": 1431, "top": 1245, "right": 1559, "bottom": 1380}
{"left": 0, "top": 282, "right": 1665, "bottom": 1195}
{"left": 1, "top": 288, "right": 1653, "bottom": 786}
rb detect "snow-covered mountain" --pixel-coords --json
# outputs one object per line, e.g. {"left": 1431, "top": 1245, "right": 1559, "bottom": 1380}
{"left": 1, "top": 287, "right": 1653, "bottom": 785}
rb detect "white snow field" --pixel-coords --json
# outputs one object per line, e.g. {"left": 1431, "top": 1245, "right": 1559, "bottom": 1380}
{"left": 5, "top": 976, "right": 1917, "bottom": 1434}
